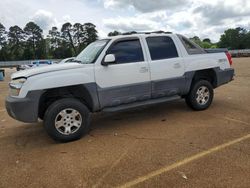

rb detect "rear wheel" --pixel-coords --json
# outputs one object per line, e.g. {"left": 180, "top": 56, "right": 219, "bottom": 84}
{"left": 44, "top": 98, "right": 90, "bottom": 142}
{"left": 185, "top": 80, "right": 214, "bottom": 111}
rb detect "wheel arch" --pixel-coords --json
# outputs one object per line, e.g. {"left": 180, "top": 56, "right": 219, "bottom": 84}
{"left": 38, "top": 84, "right": 100, "bottom": 120}
{"left": 191, "top": 68, "right": 218, "bottom": 88}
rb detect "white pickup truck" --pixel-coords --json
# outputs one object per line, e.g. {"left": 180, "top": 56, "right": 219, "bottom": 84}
{"left": 6, "top": 33, "right": 234, "bottom": 142}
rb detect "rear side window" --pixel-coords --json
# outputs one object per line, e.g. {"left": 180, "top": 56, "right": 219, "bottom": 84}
{"left": 107, "top": 39, "right": 144, "bottom": 64}
{"left": 177, "top": 35, "right": 206, "bottom": 55}
{"left": 146, "top": 36, "right": 178, "bottom": 60}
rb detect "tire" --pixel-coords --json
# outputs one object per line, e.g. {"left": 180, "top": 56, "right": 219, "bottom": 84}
{"left": 185, "top": 80, "right": 214, "bottom": 111}
{"left": 43, "top": 98, "right": 90, "bottom": 142}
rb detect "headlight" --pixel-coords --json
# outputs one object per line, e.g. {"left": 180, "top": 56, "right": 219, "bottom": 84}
{"left": 9, "top": 78, "right": 26, "bottom": 96}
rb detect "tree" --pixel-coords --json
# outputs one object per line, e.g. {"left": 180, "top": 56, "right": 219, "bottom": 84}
{"left": 8, "top": 25, "right": 25, "bottom": 46}
{"left": 47, "top": 26, "right": 62, "bottom": 58}
{"left": 190, "top": 36, "right": 216, "bottom": 49}
{"left": 0, "top": 23, "right": 7, "bottom": 48}
{"left": 0, "top": 21, "right": 100, "bottom": 61}
{"left": 190, "top": 36, "right": 202, "bottom": 46}
{"left": 82, "top": 23, "right": 98, "bottom": 46}
{"left": 244, "top": 32, "right": 250, "bottom": 49}
{"left": 108, "top": 30, "right": 121, "bottom": 36}
{"left": 24, "top": 22, "right": 44, "bottom": 59}
{"left": 201, "top": 42, "right": 213, "bottom": 48}
{"left": 73, "top": 23, "right": 85, "bottom": 53}
{"left": 8, "top": 25, "right": 25, "bottom": 60}
{"left": 0, "top": 23, "right": 8, "bottom": 60}
{"left": 48, "top": 26, "right": 61, "bottom": 49}
{"left": 218, "top": 27, "right": 247, "bottom": 49}
{"left": 61, "top": 22, "right": 76, "bottom": 55}
{"left": 203, "top": 38, "right": 211, "bottom": 43}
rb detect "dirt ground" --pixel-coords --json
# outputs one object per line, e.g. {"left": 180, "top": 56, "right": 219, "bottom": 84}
{"left": 0, "top": 58, "right": 250, "bottom": 188}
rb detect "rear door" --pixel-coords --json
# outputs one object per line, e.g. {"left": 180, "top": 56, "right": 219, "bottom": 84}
{"left": 95, "top": 37, "right": 151, "bottom": 108}
{"left": 145, "top": 35, "right": 185, "bottom": 98}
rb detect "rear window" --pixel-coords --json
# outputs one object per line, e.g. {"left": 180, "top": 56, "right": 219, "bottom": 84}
{"left": 146, "top": 36, "right": 178, "bottom": 60}
{"left": 177, "top": 35, "right": 206, "bottom": 55}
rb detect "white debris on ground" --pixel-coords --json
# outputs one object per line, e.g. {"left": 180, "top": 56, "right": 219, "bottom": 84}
{"left": 178, "top": 171, "right": 188, "bottom": 180}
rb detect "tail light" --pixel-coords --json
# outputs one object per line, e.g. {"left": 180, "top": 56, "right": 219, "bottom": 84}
{"left": 226, "top": 52, "right": 233, "bottom": 66}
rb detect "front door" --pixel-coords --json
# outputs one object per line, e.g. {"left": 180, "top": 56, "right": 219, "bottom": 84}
{"left": 95, "top": 37, "right": 151, "bottom": 108}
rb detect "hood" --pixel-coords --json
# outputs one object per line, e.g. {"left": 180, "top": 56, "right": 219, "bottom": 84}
{"left": 12, "top": 63, "right": 84, "bottom": 79}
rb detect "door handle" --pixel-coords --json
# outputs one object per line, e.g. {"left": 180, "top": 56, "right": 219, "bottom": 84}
{"left": 174, "top": 63, "right": 181, "bottom": 69}
{"left": 139, "top": 67, "right": 149, "bottom": 73}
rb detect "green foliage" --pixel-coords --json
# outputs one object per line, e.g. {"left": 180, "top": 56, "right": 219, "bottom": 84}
{"left": 24, "top": 22, "right": 44, "bottom": 59}
{"left": 73, "top": 23, "right": 85, "bottom": 52}
{"left": 108, "top": 30, "right": 122, "bottom": 36}
{"left": 82, "top": 23, "right": 98, "bottom": 46}
{"left": 203, "top": 38, "right": 211, "bottom": 43}
{"left": 0, "top": 23, "right": 7, "bottom": 48}
{"left": 8, "top": 25, "right": 25, "bottom": 60}
{"left": 0, "top": 23, "right": 8, "bottom": 60}
{"left": 2, "top": 22, "right": 250, "bottom": 61}
{"left": 48, "top": 27, "right": 61, "bottom": 49}
{"left": 0, "top": 21, "right": 98, "bottom": 61}
{"left": 189, "top": 36, "right": 217, "bottom": 49}
{"left": 218, "top": 27, "right": 249, "bottom": 49}
{"left": 61, "top": 22, "right": 76, "bottom": 55}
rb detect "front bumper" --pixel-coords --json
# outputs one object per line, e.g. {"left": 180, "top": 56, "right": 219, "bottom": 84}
{"left": 215, "top": 68, "right": 234, "bottom": 87}
{"left": 5, "top": 91, "right": 43, "bottom": 123}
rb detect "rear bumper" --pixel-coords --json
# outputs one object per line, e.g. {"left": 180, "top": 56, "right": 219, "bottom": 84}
{"left": 5, "top": 91, "right": 43, "bottom": 123}
{"left": 215, "top": 68, "right": 234, "bottom": 87}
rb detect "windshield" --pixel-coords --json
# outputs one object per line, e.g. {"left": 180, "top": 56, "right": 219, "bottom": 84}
{"left": 75, "top": 39, "right": 110, "bottom": 64}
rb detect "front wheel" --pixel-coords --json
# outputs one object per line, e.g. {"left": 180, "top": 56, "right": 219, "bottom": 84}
{"left": 185, "top": 80, "right": 214, "bottom": 111}
{"left": 44, "top": 98, "right": 90, "bottom": 142}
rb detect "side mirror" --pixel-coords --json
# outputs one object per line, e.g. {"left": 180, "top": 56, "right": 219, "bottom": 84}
{"left": 102, "top": 54, "right": 116, "bottom": 66}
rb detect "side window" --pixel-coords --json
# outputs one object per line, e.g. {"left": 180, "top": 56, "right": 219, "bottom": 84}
{"left": 107, "top": 39, "right": 144, "bottom": 64}
{"left": 177, "top": 35, "right": 206, "bottom": 55}
{"left": 146, "top": 36, "right": 178, "bottom": 61}
{"left": 181, "top": 38, "right": 197, "bottom": 49}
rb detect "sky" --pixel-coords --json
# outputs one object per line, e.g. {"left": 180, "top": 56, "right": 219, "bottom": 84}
{"left": 0, "top": 0, "right": 250, "bottom": 42}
